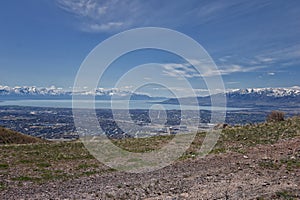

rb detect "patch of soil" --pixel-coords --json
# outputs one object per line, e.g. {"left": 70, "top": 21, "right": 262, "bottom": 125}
{"left": 1, "top": 137, "right": 300, "bottom": 199}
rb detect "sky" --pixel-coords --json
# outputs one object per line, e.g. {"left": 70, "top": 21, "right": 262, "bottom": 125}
{"left": 0, "top": 0, "right": 299, "bottom": 97}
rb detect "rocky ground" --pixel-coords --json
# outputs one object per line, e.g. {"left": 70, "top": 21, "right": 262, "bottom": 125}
{"left": 1, "top": 137, "right": 299, "bottom": 200}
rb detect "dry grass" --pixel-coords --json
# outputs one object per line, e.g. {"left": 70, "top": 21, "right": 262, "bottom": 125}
{"left": 0, "top": 126, "right": 45, "bottom": 144}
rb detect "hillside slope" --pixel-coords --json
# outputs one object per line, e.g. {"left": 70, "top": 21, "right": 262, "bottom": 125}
{"left": 0, "top": 117, "right": 299, "bottom": 199}
{"left": 0, "top": 126, "right": 44, "bottom": 144}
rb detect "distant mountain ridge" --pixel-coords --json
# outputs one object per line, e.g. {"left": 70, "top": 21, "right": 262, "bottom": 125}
{"left": 0, "top": 85, "right": 160, "bottom": 100}
{"left": 163, "top": 87, "right": 300, "bottom": 108}
{"left": 1, "top": 85, "right": 299, "bottom": 108}
{"left": 228, "top": 87, "right": 300, "bottom": 98}
{"left": 0, "top": 85, "right": 68, "bottom": 96}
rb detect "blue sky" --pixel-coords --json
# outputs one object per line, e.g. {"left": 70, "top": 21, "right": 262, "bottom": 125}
{"left": 0, "top": 0, "right": 299, "bottom": 96}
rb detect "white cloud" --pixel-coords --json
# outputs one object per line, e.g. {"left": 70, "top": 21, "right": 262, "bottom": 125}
{"left": 87, "top": 22, "right": 123, "bottom": 32}
{"left": 256, "top": 56, "right": 274, "bottom": 63}
{"left": 218, "top": 55, "right": 232, "bottom": 62}
{"left": 162, "top": 62, "right": 201, "bottom": 78}
{"left": 143, "top": 77, "right": 152, "bottom": 81}
{"left": 255, "top": 44, "right": 300, "bottom": 66}
{"left": 218, "top": 64, "right": 265, "bottom": 75}
{"left": 226, "top": 81, "right": 239, "bottom": 85}
{"left": 57, "top": 0, "right": 101, "bottom": 18}
{"left": 56, "top": 0, "right": 135, "bottom": 32}
{"left": 268, "top": 72, "right": 275, "bottom": 76}
{"left": 161, "top": 60, "right": 265, "bottom": 79}
{"left": 55, "top": 0, "right": 255, "bottom": 33}
{"left": 97, "top": 6, "right": 108, "bottom": 15}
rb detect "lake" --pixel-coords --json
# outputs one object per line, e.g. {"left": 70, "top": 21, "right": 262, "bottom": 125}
{"left": 0, "top": 99, "right": 246, "bottom": 111}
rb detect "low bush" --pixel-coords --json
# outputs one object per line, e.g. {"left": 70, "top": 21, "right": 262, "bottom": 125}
{"left": 266, "top": 111, "right": 285, "bottom": 122}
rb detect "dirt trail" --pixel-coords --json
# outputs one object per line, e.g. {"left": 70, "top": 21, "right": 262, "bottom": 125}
{"left": 1, "top": 137, "right": 300, "bottom": 200}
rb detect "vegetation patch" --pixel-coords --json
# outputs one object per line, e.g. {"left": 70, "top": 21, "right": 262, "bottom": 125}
{"left": 36, "top": 162, "right": 51, "bottom": 168}
{"left": 111, "top": 134, "right": 175, "bottom": 153}
{"left": 258, "top": 159, "right": 281, "bottom": 170}
{"left": 0, "top": 163, "right": 9, "bottom": 169}
{"left": 220, "top": 116, "right": 300, "bottom": 151}
{"left": 76, "top": 163, "right": 98, "bottom": 170}
{"left": 0, "top": 183, "right": 6, "bottom": 190}
{"left": 280, "top": 158, "right": 300, "bottom": 171}
{"left": 12, "top": 176, "right": 36, "bottom": 182}
{"left": 276, "top": 190, "right": 297, "bottom": 200}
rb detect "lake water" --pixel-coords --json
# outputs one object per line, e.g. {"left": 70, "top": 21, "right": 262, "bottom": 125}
{"left": 0, "top": 99, "right": 246, "bottom": 111}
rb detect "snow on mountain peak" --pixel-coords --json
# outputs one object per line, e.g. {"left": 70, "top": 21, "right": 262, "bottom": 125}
{"left": 227, "top": 87, "right": 300, "bottom": 97}
{"left": 0, "top": 85, "right": 136, "bottom": 97}
{"left": 0, "top": 85, "right": 68, "bottom": 96}
{"left": 1, "top": 85, "right": 300, "bottom": 98}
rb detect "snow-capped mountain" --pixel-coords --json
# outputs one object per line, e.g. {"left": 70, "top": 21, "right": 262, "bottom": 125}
{"left": 1, "top": 85, "right": 299, "bottom": 107}
{"left": 0, "top": 85, "right": 155, "bottom": 100}
{"left": 225, "top": 87, "right": 300, "bottom": 108}
{"left": 223, "top": 87, "right": 300, "bottom": 108}
{"left": 163, "top": 86, "right": 300, "bottom": 108}
{"left": 227, "top": 87, "right": 300, "bottom": 98}
{"left": 0, "top": 85, "right": 68, "bottom": 96}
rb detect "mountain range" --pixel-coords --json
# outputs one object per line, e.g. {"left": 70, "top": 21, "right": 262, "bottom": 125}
{"left": 163, "top": 87, "right": 300, "bottom": 108}
{"left": 0, "top": 85, "right": 156, "bottom": 100}
{"left": 0, "top": 85, "right": 299, "bottom": 108}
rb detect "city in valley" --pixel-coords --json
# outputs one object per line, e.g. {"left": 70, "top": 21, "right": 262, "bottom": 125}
{"left": 0, "top": 105, "right": 281, "bottom": 140}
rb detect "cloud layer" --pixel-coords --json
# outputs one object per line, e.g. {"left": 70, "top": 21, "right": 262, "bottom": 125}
{"left": 56, "top": 0, "right": 140, "bottom": 32}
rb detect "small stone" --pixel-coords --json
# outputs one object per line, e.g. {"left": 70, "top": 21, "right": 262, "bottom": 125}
{"left": 180, "top": 193, "right": 189, "bottom": 198}
{"left": 262, "top": 182, "right": 270, "bottom": 186}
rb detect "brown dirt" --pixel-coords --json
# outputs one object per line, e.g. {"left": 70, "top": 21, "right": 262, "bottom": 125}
{"left": 1, "top": 137, "right": 299, "bottom": 199}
